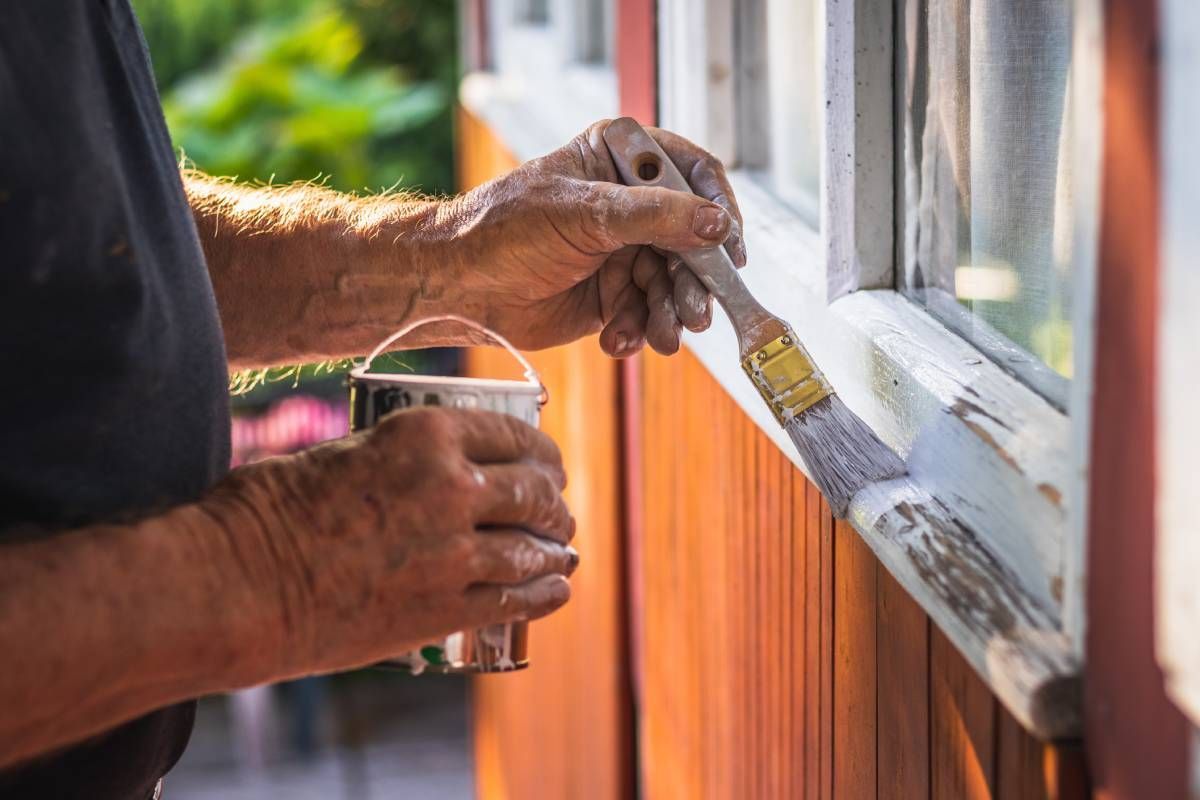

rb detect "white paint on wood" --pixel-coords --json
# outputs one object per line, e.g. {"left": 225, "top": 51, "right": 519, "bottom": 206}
{"left": 698, "top": 176, "right": 1068, "bottom": 596}
{"left": 853, "top": 480, "right": 1080, "bottom": 739}
{"left": 1063, "top": 0, "right": 1103, "bottom": 660}
{"left": 682, "top": 175, "right": 1078, "bottom": 737}
{"left": 823, "top": 0, "right": 895, "bottom": 297}
{"left": 1158, "top": 0, "right": 1200, "bottom": 730}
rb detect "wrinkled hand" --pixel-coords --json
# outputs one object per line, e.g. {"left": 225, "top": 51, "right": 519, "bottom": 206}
{"left": 206, "top": 407, "right": 576, "bottom": 676}
{"left": 443, "top": 119, "right": 746, "bottom": 356}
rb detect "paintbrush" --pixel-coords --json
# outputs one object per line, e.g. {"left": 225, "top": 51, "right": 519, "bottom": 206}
{"left": 603, "top": 117, "right": 905, "bottom": 517}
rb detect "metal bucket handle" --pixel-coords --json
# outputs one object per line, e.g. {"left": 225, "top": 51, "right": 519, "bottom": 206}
{"left": 349, "top": 314, "right": 547, "bottom": 405}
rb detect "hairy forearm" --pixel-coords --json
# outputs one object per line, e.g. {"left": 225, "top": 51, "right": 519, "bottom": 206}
{"left": 0, "top": 504, "right": 284, "bottom": 769}
{"left": 185, "top": 170, "right": 472, "bottom": 368}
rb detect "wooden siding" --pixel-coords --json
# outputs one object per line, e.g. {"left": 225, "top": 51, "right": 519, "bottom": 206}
{"left": 457, "top": 104, "right": 1088, "bottom": 799}
{"left": 634, "top": 347, "right": 1088, "bottom": 800}
{"left": 459, "top": 107, "right": 634, "bottom": 800}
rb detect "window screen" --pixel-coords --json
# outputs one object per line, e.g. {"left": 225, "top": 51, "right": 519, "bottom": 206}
{"left": 518, "top": 0, "right": 550, "bottom": 24}
{"left": 575, "top": 0, "right": 613, "bottom": 64}
{"left": 765, "top": 0, "right": 822, "bottom": 221}
{"left": 898, "top": 0, "right": 1074, "bottom": 407}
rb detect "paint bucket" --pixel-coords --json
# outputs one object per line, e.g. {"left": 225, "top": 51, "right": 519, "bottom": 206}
{"left": 347, "top": 314, "right": 547, "bottom": 674}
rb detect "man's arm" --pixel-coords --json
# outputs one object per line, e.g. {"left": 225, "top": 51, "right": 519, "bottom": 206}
{"left": 0, "top": 408, "right": 575, "bottom": 769}
{"left": 0, "top": 503, "right": 280, "bottom": 769}
{"left": 185, "top": 171, "right": 457, "bottom": 368}
{"left": 187, "top": 119, "right": 746, "bottom": 369}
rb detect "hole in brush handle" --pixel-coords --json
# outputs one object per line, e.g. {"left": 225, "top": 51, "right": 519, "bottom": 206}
{"left": 634, "top": 153, "right": 662, "bottom": 182}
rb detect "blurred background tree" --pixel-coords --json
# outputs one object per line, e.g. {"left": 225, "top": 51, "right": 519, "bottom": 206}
{"left": 131, "top": 0, "right": 460, "bottom": 401}
{"left": 134, "top": 0, "right": 456, "bottom": 194}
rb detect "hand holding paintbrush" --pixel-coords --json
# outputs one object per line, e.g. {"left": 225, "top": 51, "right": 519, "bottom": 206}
{"left": 602, "top": 117, "right": 906, "bottom": 517}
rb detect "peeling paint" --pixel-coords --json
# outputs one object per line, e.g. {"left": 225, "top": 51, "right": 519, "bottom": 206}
{"left": 1038, "top": 482, "right": 1064, "bottom": 507}
{"left": 889, "top": 500, "right": 1058, "bottom": 638}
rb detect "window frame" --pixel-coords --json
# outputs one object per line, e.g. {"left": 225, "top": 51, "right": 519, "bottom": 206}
{"left": 1158, "top": 0, "right": 1200, "bottom": 732}
{"left": 658, "top": 0, "right": 1102, "bottom": 739}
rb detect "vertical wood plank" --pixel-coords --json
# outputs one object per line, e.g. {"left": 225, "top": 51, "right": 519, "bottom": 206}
{"left": 833, "top": 523, "right": 878, "bottom": 798}
{"left": 1044, "top": 742, "right": 1090, "bottom": 800}
{"left": 745, "top": 416, "right": 763, "bottom": 800}
{"left": 878, "top": 567, "right": 931, "bottom": 800}
{"left": 791, "top": 469, "right": 808, "bottom": 800}
{"left": 931, "top": 627, "right": 995, "bottom": 800}
{"left": 819, "top": 486, "right": 835, "bottom": 800}
{"left": 996, "top": 705, "right": 1047, "bottom": 800}
{"left": 460, "top": 108, "right": 631, "bottom": 800}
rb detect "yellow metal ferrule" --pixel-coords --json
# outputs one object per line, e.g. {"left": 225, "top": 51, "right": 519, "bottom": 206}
{"left": 741, "top": 331, "right": 834, "bottom": 426}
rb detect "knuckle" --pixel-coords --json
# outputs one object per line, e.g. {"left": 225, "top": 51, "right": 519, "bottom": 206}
{"left": 445, "top": 459, "right": 482, "bottom": 495}
{"left": 581, "top": 183, "right": 623, "bottom": 241}
{"left": 442, "top": 531, "right": 476, "bottom": 565}
{"left": 694, "top": 153, "right": 723, "bottom": 179}
{"left": 463, "top": 538, "right": 491, "bottom": 578}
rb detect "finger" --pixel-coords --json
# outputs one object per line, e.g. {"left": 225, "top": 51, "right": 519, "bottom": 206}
{"left": 587, "top": 183, "right": 732, "bottom": 252}
{"left": 451, "top": 410, "right": 563, "bottom": 474}
{"left": 474, "top": 462, "right": 574, "bottom": 544}
{"left": 598, "top": 276, "right": 648, "bottom": 358}
{"left": 645, "top": 127, "right": 747, "bottom": 267}
{"left": 469, "top": 530, "right": 579, "bottom": 584}
{"left": 713, "top": 193, "right": 748, "bottom": 268}
{"left": 669, "top": 254, "right": 714, "bottom": 332}
{"left": 464, "top": 574, "right": 572, "bottom": 624}
{"left": 581, "top": 119, "right": 621, "bottom": 183}
{"left": 632, "top": 249, "right": 681, "bottom": 355}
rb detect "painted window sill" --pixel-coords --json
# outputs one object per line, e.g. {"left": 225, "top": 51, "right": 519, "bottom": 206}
{"left": 459, "top": 78, "right": 1082, "bottom": 741}
{"left": 687, "top": 175, "right": 1081, "bottom": 740}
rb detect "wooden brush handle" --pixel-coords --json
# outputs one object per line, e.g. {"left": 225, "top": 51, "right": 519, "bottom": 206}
{"left": 602, "top": 117, "right": 788, "bottom": 358}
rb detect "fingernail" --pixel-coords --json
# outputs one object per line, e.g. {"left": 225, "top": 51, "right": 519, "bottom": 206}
{"left": 548, "top": 574, "right": 572, "bottom": 602}
{"left": 613, "top": 333, "right": 628, "bottom": 354}
{"left": 565, "top": 546, "right": 580, "bottom": 574}
{"left": 693, "top": 205, "right": 730, "bottom": 240}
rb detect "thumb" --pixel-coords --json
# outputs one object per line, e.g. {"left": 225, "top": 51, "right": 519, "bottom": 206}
{"left": 590, "top": 183, "right": 733, "bottom": 252}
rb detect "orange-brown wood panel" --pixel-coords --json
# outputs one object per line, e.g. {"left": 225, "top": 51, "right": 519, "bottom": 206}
{"left": 833, "top": 521, "right": 877, "bottom": 798}
{"left": 931, "top": 626, "right": 996, "bottom": 800}
{"left": 634, "top": 346, "right": 1085, "bottom": 800}
{"left": 997, "top": 706, "right": 1048, "bottom": 800}
{"left": 458, "top": 106, "right": 633, "bottom": 800}
{"left": 878, "top": 567, "right": 930, "bottom": 799}
{"left": 813, "top": 479, "right": 835, "bottom": 800}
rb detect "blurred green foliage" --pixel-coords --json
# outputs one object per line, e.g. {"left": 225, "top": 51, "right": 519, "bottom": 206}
{"left": 131, "top": 0, "right": 458, "bottom": 398}
{"left": 133, "top": 0, "right": 456, "bottom": 194}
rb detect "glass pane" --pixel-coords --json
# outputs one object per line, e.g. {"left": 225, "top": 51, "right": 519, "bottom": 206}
{"left": 519, "top": 0, "right": 550, "bottom": 24}
{"left": 577, "top": 0, "right": 611, "bottom": 64}
{"left": 898, "top": 0, "right": 1074, "bottom": 406}
{"left": 766, "top": 0, "right": 822, "bottom": 221}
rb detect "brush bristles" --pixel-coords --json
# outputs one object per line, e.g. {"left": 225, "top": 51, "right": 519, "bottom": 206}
{"left": 785, "top": 395, "right": 906, "bottom": 518}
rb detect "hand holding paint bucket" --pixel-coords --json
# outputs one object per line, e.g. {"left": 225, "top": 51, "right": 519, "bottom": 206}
{"left": 348, "top": 315, "right": 549, "bottom": 674}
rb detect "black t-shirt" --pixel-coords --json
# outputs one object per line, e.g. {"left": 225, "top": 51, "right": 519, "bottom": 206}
{"left": 0, "top": 2, "right": 231, "bottom": 797}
